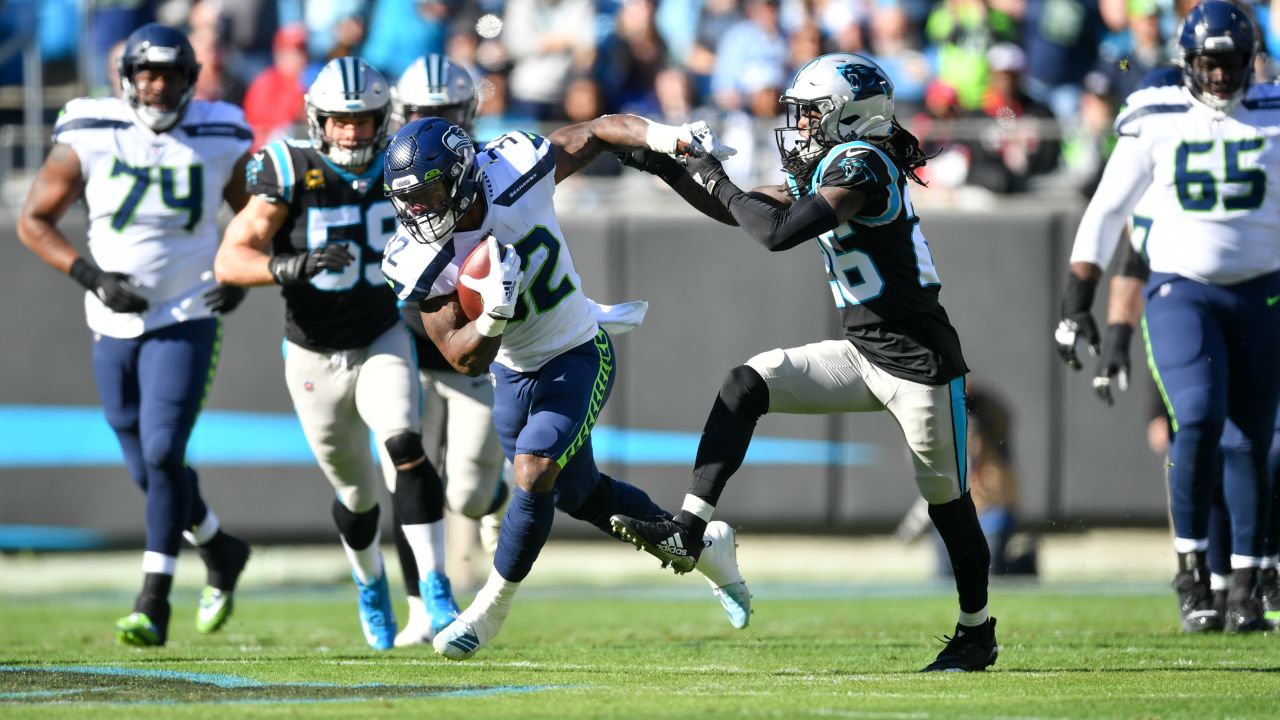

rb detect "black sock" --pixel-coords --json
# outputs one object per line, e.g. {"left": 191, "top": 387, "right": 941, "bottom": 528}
{"left": 1228, "top": 567, "right": 1259, "bottom": 605}
{"left": 689, "top": 366, "right": 770, "bottom": 512}
{"left": 929, "top": 494, "right": 991, "bottom": 615}
{"left": 332, "top": 500, "right": 380, "bottom": 550}
{"left": 136, "top": 573, "right": 174, "bottom": 626}
{"left": 196, "top": 530, "right": 249, "bottom": 591}
{"left": 393, "top": 522, "right": 421, "bottom": 597}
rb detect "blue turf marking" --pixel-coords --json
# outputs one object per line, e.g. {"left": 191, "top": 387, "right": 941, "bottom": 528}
{"left": 0, "top": 665, "right": 266, "bottom": 688}
{"left": 0, "top": 405, "right": 879, "bottom": 468}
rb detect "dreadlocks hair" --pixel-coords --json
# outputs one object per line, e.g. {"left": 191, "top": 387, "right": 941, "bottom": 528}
{"left": 868, "top": 118, "right": 937, "bottom": 187}
{"left": 786, "top": 117, "right": 937, "bottom": 195}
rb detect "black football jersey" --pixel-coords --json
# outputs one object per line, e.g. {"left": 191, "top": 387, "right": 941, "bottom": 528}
{"left": 796, "top": 141, "right": 968, "bottom": 385}
{"left": 247, "top": 139, "right": 399, "bottom": 351}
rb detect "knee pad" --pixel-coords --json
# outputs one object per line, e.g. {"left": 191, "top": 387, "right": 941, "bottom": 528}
{"left": 720, "top": 365, "right": 769, "bottom": 419}
{"left": 384, "top": 432, "right": 426, "bottom": 467}
{"left": 332, "top": 499, "right": 380, "bottom": 550}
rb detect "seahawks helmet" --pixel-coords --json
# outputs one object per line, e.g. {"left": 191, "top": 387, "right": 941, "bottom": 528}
{"left": 395, "top": 55, "right": 479, "bottom": 132}
{"left": 775, "top": 53, "right": 894, "bottom": 177}
{"left": 1178, "top": 0, "right": 1258, "bottom": 112}
{"left": 117, "top": 23, "right": 201, "bottom": 131}
{"left": 383, "top": 117, "right": 479, "bottom": 245}
{"left": 305, "top": 57, "right": 392, "bottom": 167}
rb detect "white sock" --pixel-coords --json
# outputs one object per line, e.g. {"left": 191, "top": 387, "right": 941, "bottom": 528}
{"left": 1173, "top": 536, "right": 1209, "bottom": 554}
{"left": 1230, "top": 554, "right": 1265, "bottom": 570}
{"left": 401, "top": 520, "right": 446, "bottom": 577}
{"left": 183, "top": 509, "right": 220, "bottom": 546}
{"left": 1264, "top": 556, "right": 1280, "bottom": 569}
{"left": 461, "top": 567, "right": 520, "bottom": 623}
{"left": 1210, "top": 572, "right": 1230, "bottom": 591}
{"left": 142, "top": 551, "right": 177, "bottom": 576}
{"left": 958, "top": 606, "right": 989, "bottom": 627}
{"left": 341, "top": 528, "right": 384, "bottom": 585}
{"left": 682, "top": 495, "right": 715, "bottom": 523}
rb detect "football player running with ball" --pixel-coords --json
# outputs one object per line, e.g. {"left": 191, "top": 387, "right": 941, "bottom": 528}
{"left": 1056, "top": 1, "right": 1280, "bottom": 633}
{"left": 214, "top": 57, "right": 459, "bottom": 650}
{"left": 17, "top": 23, "right": 253, "bottom": 647}
{"left": 388, "top": 55, "right": 510, "bottom": 646}
{"left": 380, "top": 114, "right": 750, "bottom": 660}
{"left": 611, "top": 53, "right": 998, "bottom": 672}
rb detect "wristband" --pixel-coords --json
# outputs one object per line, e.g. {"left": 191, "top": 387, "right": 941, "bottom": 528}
{"left": 474, "top": 315, "right": 507, "bottom": 337}
{"left": 69, "top": 257, "right": 102, "bottom": 290}
{"left": 642, "top": 118, "right": 685, "bottom": 154}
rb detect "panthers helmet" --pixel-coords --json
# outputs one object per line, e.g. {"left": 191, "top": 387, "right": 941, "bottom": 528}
{"left": 1178, "top": 0, "right": 1258, "bottom": 112}
{"left": 775, "top": 53, "right": 894, "bottom": 177}
{"left": 117, "top": 23, "right": 201, "bottom": 131}
{"left": 383, "top": 117, "right": 479, "bottom": 245}
{"left": 305, "top": 57, "right": 393, "bottom": 168}
{"left": 395, "top": 55, "right": 479, "bottom": 132}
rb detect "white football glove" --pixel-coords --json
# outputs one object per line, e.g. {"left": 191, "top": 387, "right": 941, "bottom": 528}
{"left": 459, "top": 237, "right": 523, "bottom": 334}
{"left": 686, "top": 120, "right": 737, "bottom": 160}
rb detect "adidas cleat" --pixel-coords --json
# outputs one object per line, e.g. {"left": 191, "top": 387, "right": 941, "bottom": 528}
{"left": 353, "top": 571, "right": 397, "bottom": 651}
{"left": 1174, "top": 570, "right": 1223, "bottom": 633}
{"left": 610, "top": 515, "right": 701, "bottom": 574}
{"left": 921, "top": 618, "right": 999, "bottom": 672}
{"left": 395, "top": 595, "right": 434, "bottom": 647}
{"left": 195, "top": 587, "right": 235, "bottom": 634}
{"left": 423, "top": 571, "right": 461, "bottom": 635}
{"left": 116, "top": 610, "right": 167, "bottom": 647}
{"left": 433, "top": 604, "right": 511, "bottom": 661}
{"left": 696, "top": 521, "right": 751, "bottom": 629}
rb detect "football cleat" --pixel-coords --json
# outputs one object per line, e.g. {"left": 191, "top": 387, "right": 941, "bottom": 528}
{"left": 353, "top": 571, "right": 397, "bottom": 651}
{"left": 921, "top": 618, "right": 999, "bottom": 672}
{"left": 116, "top": 600, "right": 170, "bottom": 648}
{"left": 610, "top": 515, "right": 702, "bottom": 574}
{"left": 1173, "top": 570, "right": 1223, "bottom": 633}
{"left": 696, "top": 521, "right": 751, "bottom": 629}
{"left": 195, "top": 532, "right": 250, "bottom": 634}
{"left": 394, "top": 595, "right": 434, "bottom": 647}
{"left": 196, "top": 588, "right": 234, "bottom": 634}
{"left": 433, "top": 602, "right": 510, "bottom": 661}
{"left": 422, "top": 570, "right": 461, "bottom": 634}
{"left": 1259, "top": 567, "right": 1280, "bottom": 621}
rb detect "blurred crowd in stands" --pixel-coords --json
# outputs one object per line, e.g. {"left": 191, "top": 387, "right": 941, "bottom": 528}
{"left": 4, "top": 0, "right": 1279, "bottom": 197}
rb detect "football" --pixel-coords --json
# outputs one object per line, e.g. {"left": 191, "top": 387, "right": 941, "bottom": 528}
{"left": 457, "top": 240, "right": 495, "bottom": 321}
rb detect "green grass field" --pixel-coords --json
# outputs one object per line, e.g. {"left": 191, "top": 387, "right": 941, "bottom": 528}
{"left": 3, "top": 577, "right": 1278, "bottom": 719}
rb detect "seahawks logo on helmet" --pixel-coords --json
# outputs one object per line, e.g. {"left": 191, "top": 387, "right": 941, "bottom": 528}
{"left": 443, "top": 126, "right": 472, "bottom": 154}
{"left": 838, "top": 63, "right": 888, "bottom": 101}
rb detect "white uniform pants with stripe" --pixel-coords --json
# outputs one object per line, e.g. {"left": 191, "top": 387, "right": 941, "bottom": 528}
{"left": 284, "top": 324, "right": 421, "bottom": 513}
{"left": 745, "top": 339, "right": 967, "bottom": 504}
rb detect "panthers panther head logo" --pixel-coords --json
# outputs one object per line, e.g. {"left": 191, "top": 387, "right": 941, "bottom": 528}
{"left": 838, "top": 63, "right": 888, "bottom": 101}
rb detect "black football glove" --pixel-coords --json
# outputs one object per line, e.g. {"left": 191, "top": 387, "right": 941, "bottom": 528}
{"left": 69, "top": 257, "right": 149, "bottom": 313}
{"left": 1054, "top": 272, "right": 1100, "bottom": 370}
{"left": 682, "top": 152, "right": 731, "bottom": 198}
{"left": 1093, "top": 323, "right": 1133, "bottom": 406}
{"left": 204, "top": 284, "right": 248, "bottom": 314}
{"left": 268, "top": 244, "right": 355, "bottom": 286}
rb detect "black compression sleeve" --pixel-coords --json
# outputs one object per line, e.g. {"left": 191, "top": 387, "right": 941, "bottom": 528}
{"left": 718, "top": 187, "right": 841, "bottom": 252}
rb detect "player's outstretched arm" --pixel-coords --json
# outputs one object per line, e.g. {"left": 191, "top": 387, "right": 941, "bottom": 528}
{"left": 680, "top": 153, "right": 858, "bottom": 252}
{"left": 547, "top": 114, "right": 700, "bottom": 183}
{"left": 1093, "top": 241, "right": 1149, "bottom": 405}
{"left": 418, "top": 294, "right": 504, "bottom": 376}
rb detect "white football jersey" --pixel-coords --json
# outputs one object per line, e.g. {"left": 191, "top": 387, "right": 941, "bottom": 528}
{"left": 1072, "top": 83, "right": 1280, "bottom": 285}
{"left": 382, "top": 130, "right": 596, "bottom": 372}
{"left": 53, "top": 97, "right": 252, "bottom": 337}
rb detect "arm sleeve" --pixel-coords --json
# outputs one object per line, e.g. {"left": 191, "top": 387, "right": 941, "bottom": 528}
{"left": 634, "top": 151, "right": 739, "bottom": 225}
{"left": 1068, "top": 135, "right": 1154, "bottom": 268}
{"left": 714, "top": 181, "right": 840, "bottom": 251}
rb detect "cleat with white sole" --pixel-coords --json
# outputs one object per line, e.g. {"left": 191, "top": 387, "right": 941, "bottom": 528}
{"left": 696, "top": 521, "right": 752, "bottom": 629}
{"left": 433, "top": 602, "right": 510, "bottom": 661}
